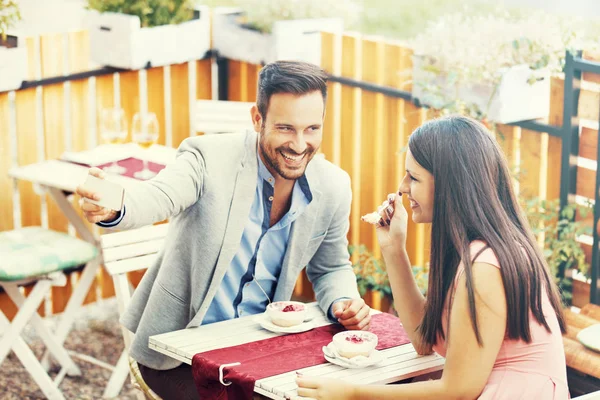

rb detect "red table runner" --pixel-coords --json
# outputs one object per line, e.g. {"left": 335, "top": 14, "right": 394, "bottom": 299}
{"left": 95, "top": 157, "right": 166, "bottom": 180}
{"left": 191, "top": 312, "right": 410, "bottom": 400}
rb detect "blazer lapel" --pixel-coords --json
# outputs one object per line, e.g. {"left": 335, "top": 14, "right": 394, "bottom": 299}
{"left": 189, "top": 131, "right": 258, "bottom": 326}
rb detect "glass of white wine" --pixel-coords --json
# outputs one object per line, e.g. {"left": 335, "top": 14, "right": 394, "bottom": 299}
{"left": 132, "top": 111, "right": 159, "bottom": 180}
{"left": 99, "top": 107, "right": 128, "bottom": 174}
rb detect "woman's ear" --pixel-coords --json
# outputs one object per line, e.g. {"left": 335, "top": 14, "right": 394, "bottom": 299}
{"left": 250, "top": 105, "right": 263, "bottom": 133}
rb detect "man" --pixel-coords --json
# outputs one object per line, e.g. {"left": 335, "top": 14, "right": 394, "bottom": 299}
{"left": 77, "top": 60, "right": 370, "bottom": 399}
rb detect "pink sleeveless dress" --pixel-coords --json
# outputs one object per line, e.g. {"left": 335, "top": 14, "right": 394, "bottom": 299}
{"left": 432, "top": 241, "right": 569, "bottom": 399}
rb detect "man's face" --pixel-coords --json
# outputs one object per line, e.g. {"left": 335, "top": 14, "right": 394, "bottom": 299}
{"left": 253, "top": 91, "right": 324, "bottom": 181}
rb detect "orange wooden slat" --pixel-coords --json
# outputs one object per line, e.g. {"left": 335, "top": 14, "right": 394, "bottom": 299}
{"left": 15, "top": 87, "right": 41, "bottom": 228}
{"left": 580, "top": 127, "right": 597, "bottom": 161}
{"left": 196, "top": 59, "right": 213, "bottom": 101}
{"left": 228, "top": 60, "right": 242, "bottom": 102}
{"left": 246, "top": 63, "right": 260, "bottom": 102}
{"left": 119, "top": 70, "right": 140, "bottom": 143}
{"left": 147, "top": 66, "right": 166, "bottom": 145}
{"left": 576, "top": 167, "right": 596, "bottom": 200}
{"left": 519, "top": 128, "right": 545, "bottom": 200}
{"left": 0, "top": 93, "right": 13, "bottom": 232}
{"left": 95, "top": 74, "right": 115, "bottom": 145}
{"left": 170, "top": 62, "right": 190, "bottom": 147}
{"left": 0, "top": 292, "right": 18, "bottom": 321}
{"left": 361, "top": 37, "right": 385, "bottom": 254}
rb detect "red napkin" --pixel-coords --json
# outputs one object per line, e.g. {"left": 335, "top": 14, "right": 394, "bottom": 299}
{"left": 191, "top": 312, "right": 410, "bottom": 400}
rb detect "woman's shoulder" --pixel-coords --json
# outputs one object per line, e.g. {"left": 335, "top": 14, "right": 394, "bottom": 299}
{"left": 469, "top": 240, "right": 500, "bottom": 268}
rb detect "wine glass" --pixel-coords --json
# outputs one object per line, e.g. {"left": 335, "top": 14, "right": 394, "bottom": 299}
{"left": 99, "top": 107, "right": 128, "bottom": 174}
{"left": 132, "top": 111, "right": 159, "bottom": 180}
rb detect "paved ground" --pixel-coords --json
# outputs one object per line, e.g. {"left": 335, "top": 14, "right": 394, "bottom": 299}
{"left": 1, "top": 298, "right": 140, "bottom": 399}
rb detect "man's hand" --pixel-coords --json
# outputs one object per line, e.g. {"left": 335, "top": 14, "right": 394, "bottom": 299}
{"left": 75, "top": 168, "right": 118, "bottom": 224}
{"left": 331, "top": 298, "right": 371, "bottom": 331}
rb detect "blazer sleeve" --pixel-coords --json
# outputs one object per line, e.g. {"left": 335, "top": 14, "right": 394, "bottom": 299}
{"left": 306, "top": 172, "right": 360, "bottom": 315}
{"left": 106, "top": 137, "right": 206, "bottom": 230}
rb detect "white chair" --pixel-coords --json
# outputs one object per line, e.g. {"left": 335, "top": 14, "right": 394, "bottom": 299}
{"left": 0, "top": 227, "right": 100, "bottom": 400}
{"left": 101, "top": 223, "right": 169, "bottom": 400}
{"left": 194, "top": 99, "right": 255, "bottom": 135}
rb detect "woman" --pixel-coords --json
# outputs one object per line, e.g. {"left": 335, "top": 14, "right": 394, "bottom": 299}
{"left": 297, "top": 116, "right": 569, "bottom": 399}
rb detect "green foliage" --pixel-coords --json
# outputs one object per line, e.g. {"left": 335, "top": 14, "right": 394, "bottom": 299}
{"left": 349, "top": 244, "right": 428, "bottom": 299}
{"left": 86, "top": 0, "right": 194, "bottom": 28}
{"left": 0, "top": 0, "right": 21, "bottom": 40}
{"left": 522, "top": 198, "right": 592, "bottom": 280}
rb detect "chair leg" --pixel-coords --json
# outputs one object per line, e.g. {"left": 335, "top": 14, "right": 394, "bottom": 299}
{"left": 0, "top": 281, "right": 52, "bottom": 364}
{"left": 3, "top": 285, "right": 81, "bottom": 376}
{"left": 102, "top": 349, "right": 130, "bottom": 398}
{"left": 0, "top": 299, "right": 66, "bottom": 400}
{"left": 42, "top": 259, "right": 100, "bottom": 368}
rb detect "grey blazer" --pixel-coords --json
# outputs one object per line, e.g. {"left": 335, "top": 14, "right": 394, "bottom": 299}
{"left": 116, "top": 130, "right": 360, "bottom": 369}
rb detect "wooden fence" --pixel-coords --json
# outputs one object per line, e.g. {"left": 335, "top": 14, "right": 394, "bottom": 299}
{"left": 0, "top": 29, "right": 598, "bottom": 316}
{"left": 0, "top": 30, "right": 213, "bottom": 318}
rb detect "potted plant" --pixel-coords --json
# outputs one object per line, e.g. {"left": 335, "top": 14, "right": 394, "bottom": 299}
{"left": 410, "top": 11, "right": 583, "bottom": 124}
{"left": 522, "top": 197, "right": 593, "bottom": 307}
{"left": 0, "top": 0, "right": 26, "bottom": 93}
{"left": 86, "top": 0, "right": 210, "bottom": 69}
{"left": 212, "top": 0, "right": 356, "bottom": 65}
{"left": 349, "top": 245, "right": 428, "bottom": 314}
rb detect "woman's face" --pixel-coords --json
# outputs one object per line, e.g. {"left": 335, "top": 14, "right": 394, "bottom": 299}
{"left": 399, "top": 149, "right": 435, "bottom": 223}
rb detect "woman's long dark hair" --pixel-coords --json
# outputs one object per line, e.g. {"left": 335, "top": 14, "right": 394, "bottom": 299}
{"left": 412, "top": 116, "right": 566, "bottom": 346}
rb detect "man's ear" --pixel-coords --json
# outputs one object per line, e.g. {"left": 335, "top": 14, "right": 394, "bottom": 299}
{"left": 250, "top": 105, "right": 263, "bottom": 133}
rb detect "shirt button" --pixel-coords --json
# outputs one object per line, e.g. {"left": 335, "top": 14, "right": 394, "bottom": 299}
{"left": 268, "top": 178, "right": 273, "bottom": 183}
{"left": 268, "top": 196, "right": 274, "bottom": 202}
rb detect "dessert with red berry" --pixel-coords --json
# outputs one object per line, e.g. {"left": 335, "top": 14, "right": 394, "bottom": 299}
{"left": 266, "top": 301, "right": 307, "bottom": 327}
{"left": 332, "top": 331, "right": 378, "bottom": 358}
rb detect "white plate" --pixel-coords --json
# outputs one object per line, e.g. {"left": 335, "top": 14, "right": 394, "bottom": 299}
{"left": 577, "top": 323, "right": 600, "bottom": 353}
{"left": 255, "top": 313, "right": 315, "bottom": 334}
{"left": 322, "top": 342, "right": 385, "bottom": 369}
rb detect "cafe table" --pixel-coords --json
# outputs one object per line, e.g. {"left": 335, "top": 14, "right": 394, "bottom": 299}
{"left": 149, "top": 302, "right": 445, "bottom": 400}
{"left": 8, "top": 143, "right": 176, "bottom": 398}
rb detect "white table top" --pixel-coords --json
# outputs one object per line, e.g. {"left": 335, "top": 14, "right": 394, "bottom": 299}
{"left": 8, "top": 144, "right": 177, "bottom": 192}
{"left": 149, "top": 303, "right": 445, "bottom": 400}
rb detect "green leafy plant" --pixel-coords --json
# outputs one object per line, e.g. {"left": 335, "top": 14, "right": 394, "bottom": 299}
{"left": 349, "top": 244, "right": 428, "bottom": 299}
{"left": 522, "top": 197, "right": 593, "bottom": 305}
{"left": 411, "top": 11, "right": 586, "bottom": 121}
{"left": 226, "top": 0, "right": 360, "bottom": 33}
{"left": 0, "top": 0, "right": 21, "bottom": 41}
{"left": 86, "top": 0, "right": 194, "bottom": 28}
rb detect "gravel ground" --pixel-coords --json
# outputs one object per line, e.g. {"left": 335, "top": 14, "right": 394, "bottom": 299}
{"left": 1, "top": 298, "right": 140, "bottom": 400}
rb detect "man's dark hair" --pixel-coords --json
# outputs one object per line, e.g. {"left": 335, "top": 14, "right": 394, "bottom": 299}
{"left": 257, "top": 60, "right": 328, "bottom": 119}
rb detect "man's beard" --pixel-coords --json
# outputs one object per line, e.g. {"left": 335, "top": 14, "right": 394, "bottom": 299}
{"left": 259, "top": 131, "right": 315, "bottom": 181}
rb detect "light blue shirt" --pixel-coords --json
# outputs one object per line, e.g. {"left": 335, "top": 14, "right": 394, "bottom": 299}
{"left": 202, "top": 154, "right": 312, "bottom": 324}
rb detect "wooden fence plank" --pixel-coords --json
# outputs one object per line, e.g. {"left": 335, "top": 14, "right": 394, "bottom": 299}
{"left": 196, "top": 59, "right": 213, "bottom": 102}
{"left": 120, "top": 70, "right": 139, "bottom": 143}
{"left": 147, "top": 67, "right": 166, "bottom": 145}
{"left": 171, "top": 63, "right": 190, "bottom": 146}
{"left": 339, "top": 34, "right": 362, "bottom": 253}
{"left": 360, "top": 38, "right": 383, "bottom": 253}
{"left": 0, "top": 93, "right": 13, "bottom": 232}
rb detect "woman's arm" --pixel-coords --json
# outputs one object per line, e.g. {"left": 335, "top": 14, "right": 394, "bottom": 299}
{"left": 382, "top": 248, "right": 429, "bottom": 354}
{"left": 297, "top": 261, "right": 507, "bottom": 400}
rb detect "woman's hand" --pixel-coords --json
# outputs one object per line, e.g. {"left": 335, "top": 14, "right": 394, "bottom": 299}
{"left": 296, "top": 376, "right": 356, "bottom": 400}
{"left": 376, "top": 192, "right": 408, "bottom": 253}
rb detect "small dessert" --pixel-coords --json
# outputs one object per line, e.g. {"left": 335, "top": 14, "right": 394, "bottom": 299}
{"left": 266, "top": 301, "right": 307, "bottom": 327}
{"left": 361, "top": 211, "right": 382, "bottom": 225}
{"left": 332, "top": 331, "right": 378, "bottom": 358}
